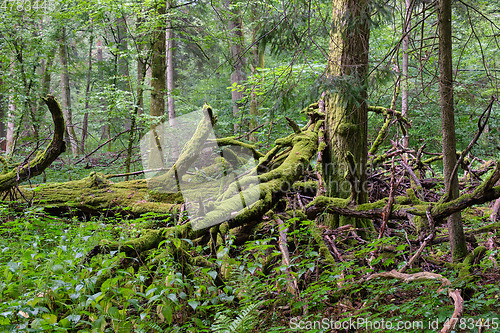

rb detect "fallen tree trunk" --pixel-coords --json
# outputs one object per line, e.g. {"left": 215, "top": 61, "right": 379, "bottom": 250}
{"left": 306, "top": 162, "right": 500, "bottom": 225}
{"left": 0, "top": 95, "right": 66, "bottom": 192}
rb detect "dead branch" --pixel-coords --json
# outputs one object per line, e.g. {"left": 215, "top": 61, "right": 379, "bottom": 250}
{"left": 0, "top": 95, "right": 66, "bottom": 192}
{"left": 74, "top": 129, "right": 130, "bottom": 165}
{"left": 367, "top": 269, "right": 451, "bottom": 287}
{"left": 276, "top": 217, "right": 300, "bottom": 296}
{"left": 399, "top": 207, "right": 435, "bottom": 273}
{"left": 440, "top": 289, "right": 464, "bottom": 333}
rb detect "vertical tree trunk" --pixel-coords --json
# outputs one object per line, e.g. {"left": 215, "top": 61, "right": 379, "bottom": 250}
{"left": 6, "top": 57, "right": 16, "bottom": 155}
{"left": 324, "top": 0, "right": 372, "bottom": 232}
{"left": 438, "top": 0, "right": 466, "bottom": 260}
{"left": 0, "top": 83, "right": 4, "bottom": 151}
{"left": 95, "top": 38, "right": 110, "bottom": 143}
{"left": 36, "top": 49, "right": 55, "bottom": 119}
{"left": 249, "top": 5, "right": 264, "bottom": 141}
{"left": 58, "top": 26, "right": 79, "bottom": 156}
{"left": 6, "top": 95, "right": 15, "bottom": 155}
{"left": 401, "top": 0, "right": 412, "bottom": 148}
{"left": 82, "top": 23, "right": 94, "bottom": 154}
{"left": 149, "top": 0, "right": 167, "bottom": 168}
{"left": 150, "top": 0, "right": 166, "bottom": 120}
{"left": 116, "top": 14, "right": 130, "bottom": 91}
{"left": 227, "top": 0, "right": 246, "bottom": 133}
{"left": 125, "top": 15, "right": 148, "bottom": 180}
{"left": 166, "top": 1, "right": 176, "bottom": 125}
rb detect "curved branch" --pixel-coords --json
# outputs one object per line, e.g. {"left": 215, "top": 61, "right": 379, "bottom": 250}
{"left": 0, "top": 95, "right": 66, "bottom": 192}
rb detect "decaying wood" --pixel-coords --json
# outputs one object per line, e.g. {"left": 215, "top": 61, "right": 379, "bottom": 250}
{"left": 491, "top": 198, "right": 500, "bottom": 222}
{"left": 440, "top": 289, "right": 464, "bottom": 333}
{"left": 367, "top": 269, "right": 451, "bottom": 287}
{"left": 276, "top": 217, "right": 300, "bottom": 296}
{"left": 0, "top": 95, "right": 66, "bottom": 192}
{"left": 4, "top": 96, "right": 499, "bottom": 311}
{"left": 399, "top": 206, "right": 435, "bottom": 273}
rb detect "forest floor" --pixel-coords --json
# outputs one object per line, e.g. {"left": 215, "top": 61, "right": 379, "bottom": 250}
{"left": 0, "top": 153, "right": 499, "bottom": 333}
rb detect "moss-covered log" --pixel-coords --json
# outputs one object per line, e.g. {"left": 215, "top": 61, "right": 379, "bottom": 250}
{"left": 31, "top": 172, "right": 177, "bottom": 216}
{"left": 307, "top": 163, "right": 500, "bottom": 225}
{"left": 0, "top": 95, "right": 66, "bottom": 192}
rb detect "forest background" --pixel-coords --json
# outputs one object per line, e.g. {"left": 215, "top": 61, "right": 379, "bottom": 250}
{"left": 0, "top": 0, "right": 499, "bottom": 332}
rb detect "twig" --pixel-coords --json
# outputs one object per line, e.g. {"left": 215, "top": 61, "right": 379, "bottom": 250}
{"left": 446, "top": 96, "right": 495, "bottom": 200}
{"left": 106, "top": 167, "right": 171, "bottom": 179}
{"left": 400, "top": 155, "right": 424, "bottom": 199}
{"left": 399, "top": 207, "right": 435, "bottom": 273}
{"left": 234, "top": 123, "right": 265, "bottom": 140}
{"left": 378, "top": 157, "right": 397, "bottom": 239}
{"left": 325, "top": 235, "right": 344, "bottom": 262}
{"left": 75, "top": 129, "right": 130, "bottom": 165}
{"left": 367, "top": 269, "right": 451, "bottom": 287}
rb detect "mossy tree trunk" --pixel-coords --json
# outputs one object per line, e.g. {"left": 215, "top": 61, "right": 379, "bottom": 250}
{"left": 150, "top": 0, "right": 166, "bottom": 121}
{"left": 324, "top": 0, "right": 372, "bottom": 231}
{"left": 438, "top": 0, "right": 467, "bottom": 261}
{"left": 0, "top": 95, "right": 66, "bottom": 192}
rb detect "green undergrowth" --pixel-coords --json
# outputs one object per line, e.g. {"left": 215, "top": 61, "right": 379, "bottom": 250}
{"left": 0, "top": 206, "right": 498, "bottom": 332}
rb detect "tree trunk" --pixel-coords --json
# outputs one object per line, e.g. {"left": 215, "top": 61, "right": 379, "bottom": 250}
{"left": 150, "top": 1, "right": 166, "bottom": 120}
{"left": 6, "top": 59, "right": 16, "bottom": 155}
{"left": 58, "top": 26, "right": 79, "bottom": 156}
{"left": 249, "top": 5, "right": 264, "bottom": 142}
{"left": 227, "top": 0, "right": 246, "bottom": 133}
{"left": 0, "top": 87, "right": 4, "bottom": 152}
{"left": 125, "top": 16, "right": 148, "bottom": 180}
{"left": 324, "top": 0, "right": 372, "bottom": 232}
{"left": 116, "top": 14, "right": 130, "bottom": 92}
{"left": 401, "top": 0, "right": 412, "bottom": 148}
{"left": 96, "top": 38, "right": 110, "bottom": 144}
{"left": 166, "top": 1, "right": 176, "bottom": 125}
{"left": 438, "top": 0, "right": 467, "bottom": 261}
{"left": 0, "top": 95, "right": 66, "bottom": 192}
{"left": 82, "top": 23, "right": 94, "bottom": 154}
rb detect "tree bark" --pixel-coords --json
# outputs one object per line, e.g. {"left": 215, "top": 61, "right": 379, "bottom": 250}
{"left": 438, "top": 0, "right": 467, "bottom": 261}
{"left": 58, "top": 26, "right": 79, "bottom": 156}
{"left": 0, "top": 80, "right": 4, "bottom": 151}
{"left": 227, "top": 0, "right": 246, "bottom": 133}
{"left": 324, "top": 0, "right": 372, "bottom": 231}
{"left": 401, "top": 0, "right": 412, "bottom": 148}
{"left": 116, "top": 14, "right": 130, "bottom": 92}
{"left": 166, "top": 0, "right": 176, "bottom": 125}
{"left": 150, "top": 0, "right": 166, "bottom": 120}
{"left": 6, "top": 58, "right": 16, "bottom": 155}
{"left": 249, "top": 5, "right": 264, "bottom": 141}
{"left": 82, "top": 23, "right": 94, "bottom": 154}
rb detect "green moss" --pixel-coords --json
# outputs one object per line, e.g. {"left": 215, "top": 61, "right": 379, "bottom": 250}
{"left": 356, "top": 198, "right": 388, "bottom": 210}
{"left": 308, "top": 196, "right": 351, "bottom": 209}
{"left": 310, "top": 221, "right": 335, "bottom": 265}
{"left": 457, "top": 246, "right": 486, "bottom": 281}
{"left": 369, "top": 114, "right": 392, "bottom": 155}
{"left": 413, "top": 215, "right": 425, "bottom": 233}
{"left": 337, "top": 123, "right": 359, "bottom": 136}
{"left": 292, "top": 180, "right": 318, "bottom": 192}
{"left": 407, "top": 188, "right": 425, "bottom": 205}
